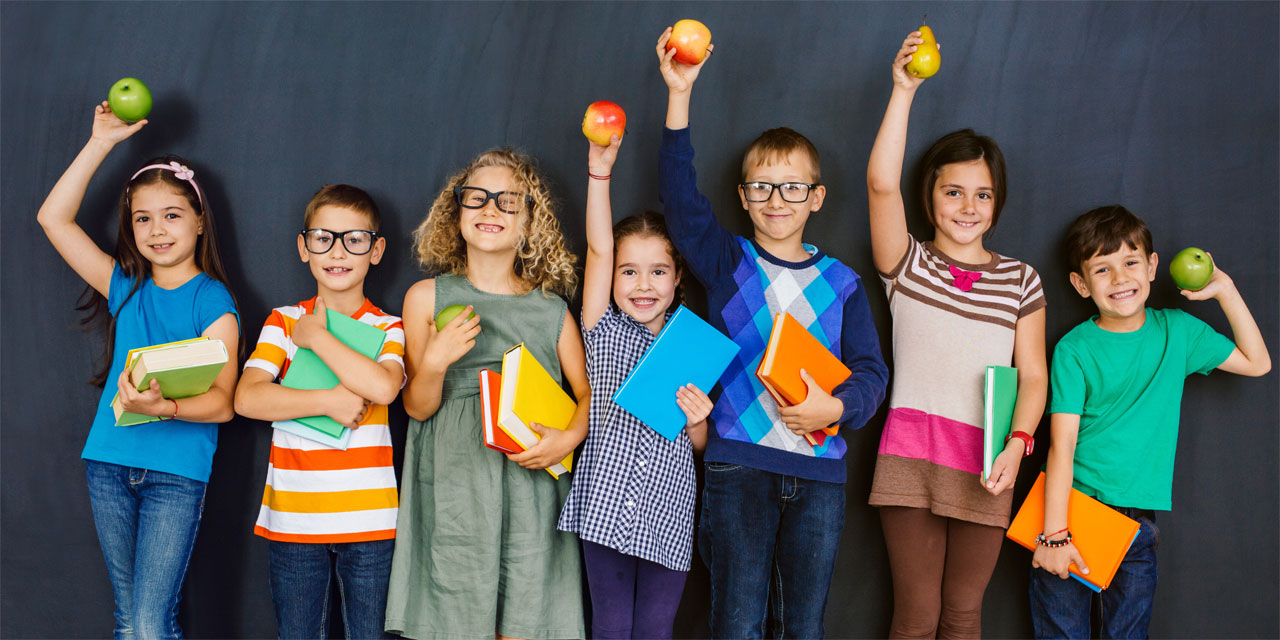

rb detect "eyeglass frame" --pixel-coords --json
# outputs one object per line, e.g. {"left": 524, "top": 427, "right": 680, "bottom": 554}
{"left": 299, "top": 228, "right": 381, "bottom": 255}
{"left": 738, "top": 181, "right": 820, "bottom": 203}
{"left": 453, "top": 185, "right": 535, "bottom": 215}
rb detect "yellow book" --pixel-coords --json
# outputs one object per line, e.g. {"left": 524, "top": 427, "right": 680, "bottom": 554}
{"left": 498, "top": 343, "right": 576, "bottom": 478}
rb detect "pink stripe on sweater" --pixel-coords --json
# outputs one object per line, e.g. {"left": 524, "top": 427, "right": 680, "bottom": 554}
{"left": 878, "top": 407, "right": 982, "bottom": 474}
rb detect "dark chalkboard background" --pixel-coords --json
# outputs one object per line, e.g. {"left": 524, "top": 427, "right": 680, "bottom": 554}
{"left": 3, "top": 2, "right": 1276, "bottom": 638}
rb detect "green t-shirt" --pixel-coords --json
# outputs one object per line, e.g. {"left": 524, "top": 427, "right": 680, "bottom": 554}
{"left": 1049, "top": 308, "right": 1235, "bottom": 510}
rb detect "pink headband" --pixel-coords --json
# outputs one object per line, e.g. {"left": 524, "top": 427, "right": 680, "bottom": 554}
{"left": 130, "top": 161, "right": 205, "bottom": 211}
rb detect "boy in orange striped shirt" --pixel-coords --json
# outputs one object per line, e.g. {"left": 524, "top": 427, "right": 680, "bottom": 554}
{"left": 234, "top": 184, "right": 405, "bottom": 639}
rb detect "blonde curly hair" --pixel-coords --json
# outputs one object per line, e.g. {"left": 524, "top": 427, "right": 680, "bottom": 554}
{"left": 413, "top": 148, "right": 578, "bottom": 298}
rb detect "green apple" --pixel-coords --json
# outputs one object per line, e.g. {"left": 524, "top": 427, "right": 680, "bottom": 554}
{"left": 107, "top": 77, "right": 152, "bottom": 123}
{"left": 1169, "top": 247, "right": 1213, "bottom": 291}
{"left": 435, "top": 304, "right": 475, "bottom": 331}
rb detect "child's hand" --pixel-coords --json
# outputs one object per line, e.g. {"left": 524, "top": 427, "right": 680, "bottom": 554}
{"left": 656, "top": 27, "right": 713, "bottom": 94}
{"left": 507, "top": 422, "right": 573, "bottom": 470}
{"left": 1032, "top": 540, "right": 1090, "bottom": 580}
{"left": 984, "top": 444, "right": 1024, "bottom": 495}
{"left": 1179, "top": 254, "right": 1236, "bottom": 302}
{"left": 777, "top": 370, "right": 844, "bottom": 436}
{"left": 422, "top": 306, "right": 480, "bottom": 370}
{"left": 116, "top": 370, "right": 168, "bottom": 417}
{"left": 325, "top": 384, "right": 369, "bottom": 428}
{"left": 91, "top": 101, "right": 147, "bottom": 145}
{"left": 892, "top": 32, "right": 931, "bottom": 92}
{"left": 588, "top": 135, "right": 622, "bottom": 176}
{"left": 292, "top": 297, "right": 331, "bottom": 350}
{"left": 676, "top": 383, "right": 713, "bottom": 428}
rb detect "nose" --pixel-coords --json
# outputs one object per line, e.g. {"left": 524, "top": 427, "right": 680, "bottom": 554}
{"left": 767, "top": 187, "right": 787, "bottom": 207}
{"left": 329, "top": 238, "right": 349, "bottom": 258}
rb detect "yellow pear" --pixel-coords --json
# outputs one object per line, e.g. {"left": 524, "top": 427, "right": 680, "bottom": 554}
{"left": 906, "top": 25, "right": 941, "bottom": 79}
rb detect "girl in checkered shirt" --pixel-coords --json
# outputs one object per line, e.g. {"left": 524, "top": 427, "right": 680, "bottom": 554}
{"left": 556, "top": 134, "right": 712, "bottom": 639}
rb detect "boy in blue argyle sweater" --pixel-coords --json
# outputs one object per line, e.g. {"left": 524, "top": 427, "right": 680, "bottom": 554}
{"left": 656, "top": 27, "right": 888, "bottom": 638}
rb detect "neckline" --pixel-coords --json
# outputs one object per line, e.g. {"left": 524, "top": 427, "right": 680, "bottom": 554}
{"left": 455, "top": 272, "right": 534, "bottom": 298}
{"left": 749, "top": 238, "right": 823, "bottom": 269}
{"left": 1086, "top": 309, "right": 1152, "bottom": 336}
{"left": 925, "top": 241, "right": 1000, "bottom": 271}
{"left": 149, "top": 270, "right": 206, "bottom": 292}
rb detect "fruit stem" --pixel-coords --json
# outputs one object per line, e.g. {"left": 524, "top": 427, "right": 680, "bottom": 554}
{"left": 922, "top": 13, "right": 928, "bottom": 25}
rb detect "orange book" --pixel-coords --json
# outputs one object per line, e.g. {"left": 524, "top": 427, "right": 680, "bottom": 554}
{"left": 479, "top": 369, "right": 522, "bottom": 454}
{"left": 1006, "top": 472, "right": 1142, "bottom": 592}
{"left": 755, "top": 312, "right": 852, "bottom": 448}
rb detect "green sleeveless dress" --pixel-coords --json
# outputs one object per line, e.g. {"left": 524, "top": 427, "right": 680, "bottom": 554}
{"left": 385, "top": 273, "right": 585, "bottom": 639}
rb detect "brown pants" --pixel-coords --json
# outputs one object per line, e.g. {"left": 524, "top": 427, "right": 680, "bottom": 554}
{"left": 879, "top": 506, "right": 1005, "bottom": 639}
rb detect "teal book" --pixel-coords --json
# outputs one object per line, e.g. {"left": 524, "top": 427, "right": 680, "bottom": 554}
{"left": 279, "top": 308, "right": 387, "bottom": 438}
{"left": 612, "top": 306, "right": 740, "bottom": 441}
{"left": 272, "top": 419, "right": 353, "bottom": 450}
{"left": 982, "top": 365, "right": 1018, "bottom": 483}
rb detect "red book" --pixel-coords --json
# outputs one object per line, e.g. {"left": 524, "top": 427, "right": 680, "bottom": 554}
{"left": 480, "top": 369, "right": 522, "bottom": 454}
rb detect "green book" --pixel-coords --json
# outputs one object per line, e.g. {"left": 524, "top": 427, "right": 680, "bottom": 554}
{"left": 280, "top": 308, "right": 387, "bottom": 438}
{"left": 113, "top": 338, "right": 229, "bottom": 426}
{"left": 982, "top": 365, "right": 1018, "bottom": 483}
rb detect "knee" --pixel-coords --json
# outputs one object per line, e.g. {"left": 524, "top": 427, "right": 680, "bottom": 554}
{"left": 130, "top": 607, "right": 176, "bottom": 640}
{"left": 937, "top": 602, "right": 983, "bottom": 639}
{"left": 891, "top": 604, "right": 941, "bottom": 639}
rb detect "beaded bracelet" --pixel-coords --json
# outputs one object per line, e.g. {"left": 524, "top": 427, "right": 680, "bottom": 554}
{"left": 1035, "top": 531, "right": 1072, "bottom": 548}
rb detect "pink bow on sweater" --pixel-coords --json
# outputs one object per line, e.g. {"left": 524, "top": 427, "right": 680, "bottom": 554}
{"left": 949, "top": 264, "right": 981, "bottom": 292}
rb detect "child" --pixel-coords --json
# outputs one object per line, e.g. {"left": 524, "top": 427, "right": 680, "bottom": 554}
{"left": 234, "top": 184, "right": 405, "bottom": 639}
{"left": 555, "top": 135, "right": 714, "bottom": 639}
{"left": 1030, "top": 205, "right": 1270, "bottom": 638}
{"left": 865, "top": 32, "right": 1049, "bottom": 637}
{"left": 385, "top": 149, "right": 589, "bottom": 640}
{"left": 37, "top": 102, "right": 240, "bottom": 637}
{"left": 656, "top": 27, "right": 889, "bottom": 638}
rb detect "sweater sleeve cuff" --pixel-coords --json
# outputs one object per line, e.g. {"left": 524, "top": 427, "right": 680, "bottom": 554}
{"left": 662, "top": 126, "right": 692, "bottom": 153}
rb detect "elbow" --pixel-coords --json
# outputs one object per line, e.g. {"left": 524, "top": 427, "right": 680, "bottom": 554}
{"left": 1249, "top": 359, "right": 1272, "bottom": 377}
{"left": 402, "top": 396, "right": 428, "bottom": 422}
{"left": 866, "top": 175, "right": 898, "bottom": 197}
{"left": 370, "top": 385, "right": 400, "bottom": 407}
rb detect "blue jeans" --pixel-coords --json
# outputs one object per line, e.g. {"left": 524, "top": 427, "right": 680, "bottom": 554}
{"left": 1029, "top": 509, "right": 1160, "bottom": 639}
{"left": 698, "top": 462, "right": 845, "bottom": 639}
{"left": 85, "top": 460, "right": 207, "bottom": 640}
{"left": 268, "top": 539, "right": 394, "bottom": 639}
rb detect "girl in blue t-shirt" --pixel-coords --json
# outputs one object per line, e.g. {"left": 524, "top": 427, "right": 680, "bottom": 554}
{"left": 554, "top": 133, "right": 713, "bottom": 639}
{"left": 37, "top": 102, "right": 240, "bottom": 638}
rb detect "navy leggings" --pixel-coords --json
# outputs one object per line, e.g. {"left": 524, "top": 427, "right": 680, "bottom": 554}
{"left": 582, "top": 539, "right": 688, "bottom": 639}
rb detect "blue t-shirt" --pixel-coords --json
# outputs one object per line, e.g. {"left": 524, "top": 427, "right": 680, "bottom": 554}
{"left": 81, "top": 265, "right": 238, "bottom": 482}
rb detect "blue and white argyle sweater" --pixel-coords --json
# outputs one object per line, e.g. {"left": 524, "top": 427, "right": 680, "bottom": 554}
{"left": 660, "top": 126, "right": 888, "bottom": 483}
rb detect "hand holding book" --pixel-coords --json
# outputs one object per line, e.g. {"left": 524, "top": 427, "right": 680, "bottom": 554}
{"left": 776, "top": 369, "right": 844, "bottom": 436}
{"left": 115, "top": 369, "right": 169, "bottom": 419}
{"left": 507, "top": 421, "right": 577, "bottom": 470}
{"left": 1032, "top": 539, "right": 1090, "bottom": 580}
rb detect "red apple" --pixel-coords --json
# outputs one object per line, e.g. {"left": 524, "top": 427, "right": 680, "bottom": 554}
{"left": 582, "top": 101, "right": 626, "bottom": 146}
{"left": 668, "top": 19, "right": 712, "bottom": 66}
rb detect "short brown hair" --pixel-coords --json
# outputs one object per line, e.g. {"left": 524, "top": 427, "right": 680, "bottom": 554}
{"left": 1064, "top": 205, "right": 1154, "bottom": 275}
{"left": 917, "top": 129, "right": 1007, "bottom": 230}
{"left": 741, "top": 127, "right": 821, "bottom": 183}
{"left": 304, "top": 184, "right": 381, "bottom": 231}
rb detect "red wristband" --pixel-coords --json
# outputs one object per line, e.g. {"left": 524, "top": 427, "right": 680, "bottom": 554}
{"left": 157, "top": 398, "right": 179, "bottom": 422}
{"left": 1005, "top": 430, "right": 1034, "bottom": 456}
{"left": 588, "top": 172, "right": 611, "bottom": 181}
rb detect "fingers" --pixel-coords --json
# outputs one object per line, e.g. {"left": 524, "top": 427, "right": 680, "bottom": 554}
{"left": 314, "top": 296, "right": 327, "bottom": 314}
{"left": 1072, "top": 549, "right": 1090, "bottom": 575}
{"left": 656, "top": 27, "right": 672, "bottom": 52}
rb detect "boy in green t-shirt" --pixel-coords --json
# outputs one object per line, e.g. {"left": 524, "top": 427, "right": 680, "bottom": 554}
{"left": 1030, "top": 205, "right": 1270, "bottom": 638}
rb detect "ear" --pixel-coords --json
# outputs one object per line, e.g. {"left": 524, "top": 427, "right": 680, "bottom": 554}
{"left": 1068, "top": 271, "right": 1091, "bottom": 298}
{"left": 1146, "top": 252, "right": 1158, "bottom": 281}
{"left": 369, "top": 235, "right": 387, "bottom": 266}
{"left": 809, "top": 184, "right": 827, "bottom": 213}
{"left": 738, "top": 184, "right": 750, "bottom": 210}
{"left": 297, "top": 234, "right": 310, "bottom": 263}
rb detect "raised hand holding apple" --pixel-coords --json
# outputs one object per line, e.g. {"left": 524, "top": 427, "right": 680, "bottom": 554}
{"left": 91, "top": 101, "right": 147, "bottom": 145}
{"left": 1169, "top": 247, "right": 1214, "bottom": 291}
{"left": 582, "top": 101, "right": 626, "bottom": 147}
{"left": 107, "top": 77, "right": 152, "bottom": 123}
{"left": 656, "top": 25, "right": 714, "bottom": 95}
{"left": 1177, "top": 252, "right": 1231, "bottom": 301}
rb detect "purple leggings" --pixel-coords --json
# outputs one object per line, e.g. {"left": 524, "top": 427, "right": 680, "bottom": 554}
{"left": 582, "top": 539, "right": 688, "bottom": 639}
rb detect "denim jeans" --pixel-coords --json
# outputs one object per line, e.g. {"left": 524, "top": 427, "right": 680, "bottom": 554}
{"left": 1029, "top": 509, "right": 1160, "bottom": 639}
{"left": 698, "top": 462, "right": 845, "bottom": 639}
{"left": 85, "top": 460, "right": 207, "bottom": 640}
{"left": 268, "top": 539, "right": 394, "bottom": 639}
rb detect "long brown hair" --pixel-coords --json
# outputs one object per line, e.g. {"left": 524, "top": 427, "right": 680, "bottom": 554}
{"left": 78, "top": 155, "right": 238, "bottom": 386}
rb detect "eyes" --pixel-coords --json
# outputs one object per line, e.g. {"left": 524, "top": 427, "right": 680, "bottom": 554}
{"left": 133, "top": 211, "right": 182, "bottom": 224}
{"left": 942, "top": 189, "right": 993, "bottom": 200}
{"left": 1092, "top": 260, "right": 1144, "bottom": 275}
{"left": 619, "top": 268, "right": 669, "bottom": 277}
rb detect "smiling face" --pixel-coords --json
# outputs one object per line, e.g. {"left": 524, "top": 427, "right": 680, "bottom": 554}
{"left": 738, "top": 149, "right": 825, "bottom": 257}
{"left": 457, "top": 165, "right": 526, "bottom": 256}
{"left": 297, "top": 204, "right": 384, "bottom": 298}
{"left": 930, "top": 159, "right": 996, "bottom": 255}
{"left": 130, "top": 183, "right": 203, "bottom": 272}
{"left": 613, "top": 234, "right": 681, "bottom": 334}
{"left": 1070, "top": 246, "right": 1158, "bottom": 332}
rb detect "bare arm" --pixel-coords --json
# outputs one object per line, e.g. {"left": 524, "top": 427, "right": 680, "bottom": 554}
{"left": 400, "top": 279, "right": 481, "bottom": 421}
{"left": 117, "top": 313, "right": 240, "bottom": 424}
{"left": 233, "top": 367, "right": 368, "bottom": 428}
{"left": 1183, "top": 264, "right": 1271, "bottom": 377}
{"left": 37, "top": 102, "right": 147, "bottom": 296}
{"left": 986, "top": 307, "right": 1048, "bottom": 494}
{"left": 866, "top": 33, "right": 929, "bottom": 275}
{"left": 292, "top": 297, "right": 404, "bottom": 405}
{"left": 1031, "top": 413, "right": 1090, "bottom": 579}
{"left": 507, "top": 311, "right": 592, "bottom": 469}
{"left": 582, "top": 136, "right": 623, "bottom": 330}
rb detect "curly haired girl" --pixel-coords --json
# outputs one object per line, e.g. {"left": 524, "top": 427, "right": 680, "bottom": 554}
{"left": 385, "top": 148, "right": 589, "bottom": 639}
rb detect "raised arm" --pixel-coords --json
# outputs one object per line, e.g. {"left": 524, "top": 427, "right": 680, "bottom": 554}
{"left": 656, "top": 26, "right": 713, "bottom": 130}
{"left": 1182, "top": 262, "right": 1272, "bottom": 377}
{"left": 400, "top": 278, "right": 481, "bottom": 421}
{"left": 582, "top": 136, "right": 623, "bottom": 330}
{"left": 866, "top": 33, "right": 930, "bottom": 275}
{"left": 37, "top": 102, "right": 148, "bottom": 296}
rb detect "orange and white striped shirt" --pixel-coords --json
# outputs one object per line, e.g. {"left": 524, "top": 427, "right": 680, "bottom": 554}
{"left": 246, "top": 297, "right": 405, "bottom": 543}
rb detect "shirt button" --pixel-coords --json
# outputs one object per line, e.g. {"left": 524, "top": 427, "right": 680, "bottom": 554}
{"left": 638, "top": 460, "right": 647, "bottom": 467}
{"left": 624, "top": 500, "right": 635, "bottom": 507}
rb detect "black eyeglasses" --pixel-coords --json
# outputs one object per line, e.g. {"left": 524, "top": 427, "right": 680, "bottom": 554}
{"left": 454, "top": 186, "right": 533, "bottom": 215}
{"left": 300, "top": 228, "right": 380, "bottom": 255}
{"left": 739, "top": 181, "right": 818, "bottom": 203}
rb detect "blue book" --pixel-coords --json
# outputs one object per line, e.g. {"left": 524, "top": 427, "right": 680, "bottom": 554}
{"left": 612, "top": 306, "right": 740, "bottom": 441}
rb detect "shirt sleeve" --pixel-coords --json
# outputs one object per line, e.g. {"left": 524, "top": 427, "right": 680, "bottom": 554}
{"left": 194, "top": 279, "right": 239, "bottom": 335}
{"left": 244, "top": 310, "right": 290, "bottom": 379}
{"left": 1019, "top": 263, "right": 1048, "bottom": 318}
{"left": 1049, "top": 342, "right": 1086, "bottom": 415}
{"left": 107, "top": 263, "right": 134, "bottom": 315}
{"left": 377, "top": 317, "right": 408, "bottom": 389}
{"left": 659, "top": 126, "right": 742, "bottom": 287}
{"left": 1174, "top": 309, "right": 1237, "bottom": 376}
{"left": 831, "top": 278, "right": 889, "bottom": 429}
